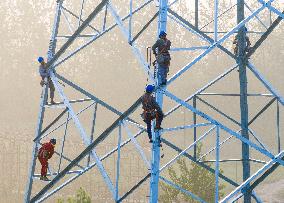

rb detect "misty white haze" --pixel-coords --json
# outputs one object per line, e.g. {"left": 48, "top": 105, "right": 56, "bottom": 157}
{"left": 0, "top": 0, "right": 283, "bottom": 202}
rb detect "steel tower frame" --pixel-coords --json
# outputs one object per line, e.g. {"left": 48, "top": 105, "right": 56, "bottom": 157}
{"left": 25, "top": 0, "right": 284, "bottom": 202}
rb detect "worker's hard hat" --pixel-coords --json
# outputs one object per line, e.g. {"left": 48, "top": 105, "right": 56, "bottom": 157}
{"left": 50, "top": 138, "right": 56, "bottom": 145}
{"left": 38, "top": 56, "right": 44, "bottom": 63}
{"left": 146, "top": 85, "right": 155, "bottom": 93}
{"left": 159, "top": 31, "right": 167, "bottom": 38}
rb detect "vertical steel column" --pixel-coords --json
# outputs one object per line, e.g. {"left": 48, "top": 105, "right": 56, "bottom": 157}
{"left": 237, "top": 0, "right": 251, "bottom": 202}
{"left": 215, "top": 126, "right": 220, "bottom": 203}
{"left": 193, "top": 96, "right": 197, "bottom": 159}
{"left": 24, "top": 1, "right": 63, "bottom": 202}
{"left": 195, "top": 0, "right": 199, "bottom": 28}
{"left": 149, "top": 0, "right": 168, "bottom": 202}
{"left": 214, "top": 0, "right": 218, "bottom": 41}
{"left": 115, "top": 123, "right": 122, "bottom": 202}
{"left": 277, "top": 101, "right": 280, "bottom": 153}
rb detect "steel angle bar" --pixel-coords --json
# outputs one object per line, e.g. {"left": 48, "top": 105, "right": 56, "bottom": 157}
{"left": 196, "top": 96, "right": 241, "bottom": 126}
{"left": 115, "top": 123, "right": 122, "bottom": 201}
{"left": 56, "top": 74, "right": 142, "bottom": 126}
{"left": 163, "top": 90, "right": 284, "bottom": 166}
{"left": 196, "top": 96, "right": 271, "bottom": 152}
{"left": 45, "top": 0, "right": 109, "bottom": 70}
{"left": 161, "top": 138, "right": 263, "bottom": 203}
{"left": 130, "top": 12, "right": 159, "bottom": 44}
{"left": 199, "top": 96, "right": 276, "bottom": 160}
{"left": 162, "top": 138, "right": 237, "bottom": 187}
{"left": 161, "top": 123, "right": 212, "bottom": 133}
{"left": 169, "top": 6, "right": 283, "bottom": 66}
{"left": 61, "top": 6, "right": 100, "bottom": 34}
{"left": 61, "top": 9, "right": 75, "bottom": 33}
{"left": 248, "top": 129, "right": 270, "bottom": 152}
{"left": 159, "top": 176, "right": 206, "bottom": 203}
{"left": 107, "top": 3, "right": 155, "bottom": 82}
{"left": 49, "top": 72, "right": 117, "bottom": 199}
{"left": 36, "top": 108, "right": 68, "bottom": 140}
{"left": 54, "top": 0, "right": 154, "bottom": 68}
{"left": 258, "top": 0, "right": 284, "bottom": 19}
{"left": 122, "top": 121, "right": 151, "bottom": 169}
{"left": 244, "top": 2, "right": 268, "bottom": 29}
{"left": 198, "top": 135, "right": 234, "bottom": 161}
{"left": 247, "top": 62, "right": 284, "bottom": 105}
{"left": 165, "top": 64, "right": 238, "bottom": 117}
{"left": 200, "top": 3, "right": 237, "bottom": 30}
{"left": 47, "top": 98, "right": 92, "bottom": 105}
{"left": 215, "top": 126, "right": 220, "bottom": 203}
{"left": 167, "top": 9, "right": 236, "bottom": 59}
{"left": 41, "top": 102, "right": 95, "bottom": 140}
{"left": 198, "top": 93, "right": 274, "bottom": 97}
{"left": 247, "top": 9, "right": 284, "bottom": 58}
{"left": 167, "top": 0, "right": 272, "bottom": 86}
{"left": 102, "top": 4, "right": 107, "bottom": 31}
{"left": 58, "top": 112, "right": 70, "bottom": 173}
{"left": 118, "top": 173, "right": 151, "bottom": 202}
{"left": 214, "top": 0, "right": 218, "bottom": 42}
{"left": 128, "top": 0, "right": 133, "bottom": 42}
{"left": 87, "top": 103, "right": 98, "bottom": 166}
{"left": 160, "top": 126, "right": 216, "bottom": 172}
{"left": 170, "top": 47, "right": 209, "bottom": 51}
{"left": 246, "top": 156, "right": 284, "bottom": 194}
{"left": 201, "top": 159, "right": 267, "bottom": 164}
{"left": 168, "top": 0, "right": 179, "bottom": 7}
{"left": 30, "top": 94, "right": 143, "bottom": 202}
{"left": 124, "top": 119, "right": 146, "bottom": 130}
{"left": 78, "top": 0, "right": 85, "bottom": 28}
{"left": 220, "top": 151, "right": 284, "bottom": 202}
{"left": 277, "top": 101, "right": 280, "bottom": 153}
{"left": 33, "top": 170, "right": 83, "bottom": 177}
{"left": 167, "top": 14, "right": 211, "bottom": 43}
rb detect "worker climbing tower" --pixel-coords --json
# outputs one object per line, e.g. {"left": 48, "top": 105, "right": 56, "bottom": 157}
{"left": 25, "top": 0, "right": 284, "bottom": 202}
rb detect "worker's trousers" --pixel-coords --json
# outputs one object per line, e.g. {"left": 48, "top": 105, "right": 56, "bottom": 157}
{"left": 144, "top": 111, "right": 163, "bottom": 140}
{"left": 38, "top": 157, "right": 49, "bottom": 177}
{"left": 48, "top": 78, "right": 55, "bottom": 100}
{"left": 157, "top": 64, "right": 169, "bottom": 85}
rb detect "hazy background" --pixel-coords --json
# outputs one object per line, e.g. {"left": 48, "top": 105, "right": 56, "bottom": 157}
{"left": 0, "top": 0, "right": 283, "bottom": 202}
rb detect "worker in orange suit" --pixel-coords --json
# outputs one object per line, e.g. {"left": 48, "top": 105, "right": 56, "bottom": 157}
{"left": 38, "top": 138, "right": 56, "bottom": 181}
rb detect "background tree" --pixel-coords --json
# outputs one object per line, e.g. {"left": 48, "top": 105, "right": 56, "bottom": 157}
{"left": 57, "top": 187, "right": 91, "bottom": 203}
{"left": 160, "top": 144, "right": 225, "bottom": 203}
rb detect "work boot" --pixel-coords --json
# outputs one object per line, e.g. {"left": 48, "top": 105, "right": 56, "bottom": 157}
{"left": 161, "top": 80, "right": 167, "bottom": 86}
{"left": 154, "top": 126, "right": 163, "bottom": 131}
{"left": 42, "top": 176, "right": 50, "bottom": 181}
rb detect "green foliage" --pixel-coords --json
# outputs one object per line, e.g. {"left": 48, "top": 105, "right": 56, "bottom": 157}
{"left": 57, "top": 187, "right": 91, "bottom": 203}
{"left": 160, "top": 144, "right": 225, "bottom": 203}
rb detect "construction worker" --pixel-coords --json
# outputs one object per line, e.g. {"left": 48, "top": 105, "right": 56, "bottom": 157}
{"left": 233, "top": 27, "right": 251, "bottom": 55}
{"left": 142, "top": 85, "right": 163, "bottom": 143}
{"left": 38, "top": 57, "right": 55, "bottom": 104}
{"left": 152, "top": 31, "right": 171, "bottom": 86}
{"left": 38, "top": 138, "right": 56, "bottom": 181}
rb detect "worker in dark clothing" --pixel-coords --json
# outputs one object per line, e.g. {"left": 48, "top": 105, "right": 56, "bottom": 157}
{"left": 38, "top": 138, "right": 56, "bottom": 181}
{"left": 38, "top": 57, "right": 56, "bottom": 104}
{"left": 152, "top": 31, "right": 171, "bottom": 86}
{"left": 233, "top": 27, "right": 251, "bottom": 55}
{"left": 142, "top": 85, "right": 163, "bottom": 143}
